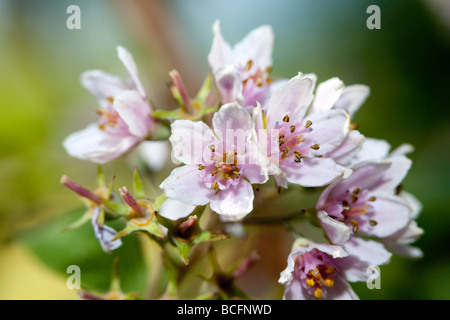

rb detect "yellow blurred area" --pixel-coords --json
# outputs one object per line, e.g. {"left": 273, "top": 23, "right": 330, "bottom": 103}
{"left": 0, "top": 242, "right": 79, "bottom": 300}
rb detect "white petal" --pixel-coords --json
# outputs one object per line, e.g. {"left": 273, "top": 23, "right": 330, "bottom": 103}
{"left": 352, "top": 137, "right": 391, "bottom": 163}
{"left": 158, "top": 198, "right": 196, "bottom": 220}
{"left": 326, "top": 130, "right": 365, "bottom": 166}
{"left": 160, "top": 165, "right": 214, "bottom": 206}
{"left": 208, "top": 20, "right": 233, "bottom": 71}
{"left": 310, "top": 77, "right": 344, "bottom": 114}
{"left": 80, "top": 70, "right": 126, "bottom": 105}
{"left": 117, "top": 45, "right": 146, "bottom": 98}
{"left": 333, "top": 84, "right": 370, "bottom": 118}
{"left": 232, "top": 25, "right": 274, "bottom": 70}
{"left": 169, "top": 120, "right": 218, "bottom": 165}
{"left": 113, "top": 90, "right": 152, "bottom": 138}
{"left": 63, "top": 123, "right": 139, "bottom": 164}
{"left": 317, "top": 211, "right": 351, "bottom": 246}
{"left": 209, "top": 181, "right": 254, "bottom": 221}
{"left": 344, "top": 237, "right": 392, "bottom": 266}
{"left": 266, "top": 73, "right": 315, "bottom": 128}
{"left": 284, "top": 157, "right": 348, "bottom": 187}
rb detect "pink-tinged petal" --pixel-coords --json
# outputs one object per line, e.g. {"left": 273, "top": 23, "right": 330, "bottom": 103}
{"left": 117, "top": 46, "right": 146, "bottom": 98}
{"left": 283, "top": 274, "right": 311, "bottom": 300}
{"left": 158, "top": 198, "right": 196, "bottom": 221}
{"left": 326, "top": 277, "right": 360, "bottom": 300}
{"left": 242, "top": 142, "right": 269, "bottom": 184}
{"left": 317, "top": 211, "right": 351, "bottom": 246}
{"left": 63, "top": 123, "right": 139, "bottom": 164}
{"left": 137, "top": 140, "right": 170, "bottom": 171}
{"left": 401, "top": 191, "right": 422, "bottom": 220}
{"left": 352, "top": 138, "right": 391, "bottom": 163}
{"left": 310, "top": 77, "right": 344, "bottom": 114}
{"left": 231, "top": 25, "right": 274, "bottom": 70}
{"left": 370, "top": 155, "right": 412, "bottom": 194}
{"left": 214, "top": 65, "right": 244, "bottom": 105}
{"left": 113, "top": 90, "right": 152, "bottom": 138}
{"left": 160, "top": 165, "right": 214, "bottom": 206}
{"left": 364, "top": 193, "right": 411, "bottom": 237}
{"left": 380, "top": 222, "right": 424, "bottom": 259}
{"left": 208, "top": 20, "right": 233, "bottom": 71}
{"left": 327, "top": 161, "right": 391, "bottom": 200}
{"left": 80, "top": 70, "right": 127, "bottom": 105}
{"left": 325, "top": 130, "right": 365, "bottom": 166}
{"left": 169, "top": 120, "right": 218, "bottom": 165}
{"left": 209, "top": 180, "right": 254, "bottom": 220}
{"left": 284, "top": 157, "right": 350, "bottom": 187}
{"left": 344, "top": 237, "right": 392, "bottom": 266}
{"left": 304, "top": 109, "right": 350, "bottom": 155}
{"left": 336, "top": 253, "right": 372, "bottom": 282}
{"left": 212, "top": 103, "right": 252, "bottom": 155}
{"left": 333, "top": 84, "right": 370, "bottom": 118}
{"left": 266, "top": 73, "right": 315, "bottom": 128}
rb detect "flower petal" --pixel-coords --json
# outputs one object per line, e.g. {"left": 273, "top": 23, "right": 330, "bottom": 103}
{"left": 343, "top": 237, "right": 392, "bottom": 266}
{"left": 113, "top": 90, "right": 152, "bottom": 138}
{"left": 63, "top": 123, "right": 139, "bottom": 164}
{"left": 231, "top": 25, "right": 274, "bottom": 70}
{"left": 158, "top": 198, "right": 196, "bottom": 221}
{"left": 80, "top": 70, "right": 126, "bottom": 105}
{"left": 213, "top": 65, "right": 244, "bottom": 104}
{"left": 310, "top": 77, "right": 344, "bottom": 114}
{"left": 266, "top": 73, "right": 315, "bottom": 128}
{"left": 333, "top": 84, "right": 370, "bottom": 118}
{"left": 284, "top": 157, "right": 349, "bottom": 187}
{"left": 137, "top": 140, "right": 170, "bottom": 171}
{"left": 160, "top": 165, "right": 214, "bottom": 206}
{"left": 326, "top": 277, "right": 360, "bottom": 300}
{"left": 364, "top": 193, "right": 411, "bottom": 238}
{"left": 304, "top": 109, "right": 350, "bottom": 155}
{"left": 352, "top": 138, "right": 391, "bottom": 163}
{"left": 169, "top": 120, "right": 218, "bottom": 165}
{"left": 208, "top": 20, "right": 233, "bottom": 71}
{"left": 117, "top": 45, "right": 146, "bottom": 98}
{"left": 317, "top": 211, "right": 351, "bottom": 246}
{"left": 209, "top": 180, "right": 254, "bottom": 220}
{"left": 325, "top": 130, "right": 365, "bottom": 166}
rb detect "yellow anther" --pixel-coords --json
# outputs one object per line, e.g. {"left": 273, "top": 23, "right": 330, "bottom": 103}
{"left": 369, "top": 220, "right": 378, "bottom": 226}
{"left": 290, "top": 125, "right": 296, "bottom": 133}
{"left": 310, "top": 144, "right": 320, "bottom": 150}
{"left": 305, "top": 120, "right": 312, "bottom": 128}
{"left": 244, "top": 60, "right": 253, "bottom": 72}
{"left": 306, "top": 278, "right": 315, "bottom": 287}
{"left": 283, "top": 115, "right": 290, "bottom": 123}
{"left": 368, "top": 196, "right": 377, "bottom": 202}
{"left": 314, "top": 288, "right": 323, "bottom": 299}
{"left": 211, "top": 181, "right": 218, "bottom": 191}
{"left": 325, "top": 266, "right": 335, "bottom": 274}
{"left": 353, "top": 187, "right": 361, "bottom": 195}
{"left": 324, "top": 278, "right": 334, "bottom": 287}
{"left": 198, "top": 165, "right": 206, "bottom": 171}
{"left": 107, "top": 97, "right": 115, "bottom": 103}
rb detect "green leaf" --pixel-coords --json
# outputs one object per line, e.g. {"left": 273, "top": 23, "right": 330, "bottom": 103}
{"left": 152, "top": 109, "right": 181, "bottom": 120}
{"left": 21, "top": 207, "right": 149, "bottom": 298}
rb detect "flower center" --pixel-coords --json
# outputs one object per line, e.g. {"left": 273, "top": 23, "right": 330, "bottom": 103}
{"left": 199, "top": 150, "right": 242, "bottom": 191}
{"left": 241, "top": 60, "right": 272, "bottom": 88}
{"left": 305, "top": 264, "right": 336, "bottom": 299}
{"left": 276, "top": 115, "right": 319, "bottom": 162}
{"left": 97, "top": 97, "right": 120, "bottom": 130}
{"left": 337, "top": 187, "right": 378, "bottom": 234}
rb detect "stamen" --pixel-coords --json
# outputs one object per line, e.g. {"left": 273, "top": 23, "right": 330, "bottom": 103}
{"left": 294, "top": 150, "right": 302, "bottom": 163}
{"left": 209, "top": 144, "right": 215, "bottom": 152}
{"left": 324, "top": 278, "right": 334, "bottom": 287}
{"left": 265, "top": 66, "right": 273, "bottom": 73}
{"left": 290, "top": 125, "right": 296, "bottom": 133}
{"left": 314, "top": 288, "right": 323, "bottom": 299}
{"left": 369, "top": 220, "right": 378, "bottom": 226}
{"left": 353, "top": 187, "right": 361, "bottom": 195}
{"left": 306, "top": 278, "right": 315, "bottom": 287}
{"left": 349, "top": 219, "right": 359, "bottom": 234}
{"left": 351, "top": 194, "right": 359, "bottom": 203}
{"left": 305, "top": 120, "right": 312, "bottom": 128}
{"left": 211, "top": 181, "right": 218, "bottom": 190}
{"left": 310, "top": 144, "right": 320, "bottom": 150}
{"left": 368, "top": 196, "right": 377, "bottom": 202}
{"left": 325, "top": 266, "right": 335, "bottom": 274}
{"left": 244, "top": 60, "right": 253, "bottom": 72}
{"left": 198, "top": 165, "right": 206, "bottom": 171}
{"left": 107, "top": 97, "right": 115, "bottom": 103}
{"left": 395, "top": 184, "right": 403, "bottom": 195}
{"left": 283, "top": 115, "right": 290, "bottom": 123}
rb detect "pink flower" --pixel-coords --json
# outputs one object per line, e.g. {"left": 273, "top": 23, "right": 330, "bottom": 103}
{"left": 64, "top": 46, "right": 153, "bottom": 164}
{"left": 160, "top": 103, "right": 268, "bottom": 221}
{"left": 208, "top": 20, "right": 276, "bottom": 110}
{"left": 316, "top": 155, "right": 413, "bottom": 265}
{"left": 279, "top": 239, "right": 370, "bottom": 300}
{"left": 254, "top": 73, "right": 352, "bottom": 188}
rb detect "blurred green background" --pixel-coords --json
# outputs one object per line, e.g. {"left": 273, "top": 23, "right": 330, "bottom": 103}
{"left": 0, "top": 0, "right": 449, "bottom": 299}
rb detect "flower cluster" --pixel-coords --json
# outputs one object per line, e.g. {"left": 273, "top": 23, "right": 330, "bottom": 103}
{"left": 61, "top": 21, "right": 423, "bottom": 300}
